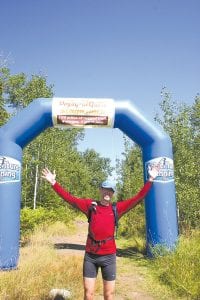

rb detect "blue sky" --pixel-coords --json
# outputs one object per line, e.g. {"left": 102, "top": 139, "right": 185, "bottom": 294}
{"left": 1, "top": 0, "right": 199, "bottom": 169}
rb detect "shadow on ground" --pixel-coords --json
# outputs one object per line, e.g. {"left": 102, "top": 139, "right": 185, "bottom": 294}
{"left": 54, "top": 242, "right": 146, "bottom": 259}
{"left": 54, "top": 243, "right": 85, "bottom": 251}
{"left": 117, "top": 247, "right": 146, "bottom": 259}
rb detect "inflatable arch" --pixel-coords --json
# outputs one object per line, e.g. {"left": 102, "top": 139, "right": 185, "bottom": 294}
{"left": 0, "top": 98, "right": 178, "bottom": 270}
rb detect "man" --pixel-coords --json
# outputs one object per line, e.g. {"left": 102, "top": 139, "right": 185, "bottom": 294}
{"left": 42, "top": 166, "right": 158, "bottom": 300}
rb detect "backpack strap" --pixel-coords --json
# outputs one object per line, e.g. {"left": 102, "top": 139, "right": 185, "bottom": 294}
{"left": 87, "top": 234, "right": 114, "bottom": 253}
{"left": 87, "top": 201, "right": 98, "bottom": 223}
{"left": 88, "top": 202, "right": 119, "bottom": 238}
{"left": 112, "top": 203, "right": 119, "bottom": 238}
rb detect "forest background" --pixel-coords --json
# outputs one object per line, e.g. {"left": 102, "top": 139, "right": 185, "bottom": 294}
{"left": 0, "top": 66, "right": 199, "bottom": 299}
{"left": 1, "top": 66, "right": 199, "bottom": 233}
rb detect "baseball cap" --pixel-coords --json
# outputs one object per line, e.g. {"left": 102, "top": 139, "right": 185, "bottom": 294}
{"left": 101, "top": 180, "right": 116, "bottom": 193}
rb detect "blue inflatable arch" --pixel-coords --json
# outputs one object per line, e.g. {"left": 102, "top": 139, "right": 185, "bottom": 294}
{"left": 0, "top": 98, "right": 178, "bottom": 270}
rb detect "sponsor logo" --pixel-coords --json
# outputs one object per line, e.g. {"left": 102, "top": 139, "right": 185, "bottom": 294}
{"left": 145, "top": 157, "right": 174, "bottom": 183}
{"left": 0, "top": 156, "right": 21, "bottom": 183}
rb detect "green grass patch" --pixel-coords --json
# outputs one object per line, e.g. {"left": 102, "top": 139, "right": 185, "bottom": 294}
{"left": 116, "top": 231, "right": 199, "bottom": 299}
{"left": 150, "top": 230, "right": 200, "bottom": 299}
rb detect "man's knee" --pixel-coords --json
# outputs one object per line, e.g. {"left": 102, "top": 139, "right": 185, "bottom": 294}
{"left": 83, "top": 277, "right": 96, "bottom": 300}
{"left": 84, "top": 289, "right": 94, "bottom": 300}
{"left": 103, "top": 280, "right": 115, "bottom": 300}
{"left": 104, "top": 289, "right": 115, "bottom": 299}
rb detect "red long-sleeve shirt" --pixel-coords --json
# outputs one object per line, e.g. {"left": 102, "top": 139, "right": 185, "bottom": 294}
{"left": 52, "top": 181, "right": 152, "bottom": 255}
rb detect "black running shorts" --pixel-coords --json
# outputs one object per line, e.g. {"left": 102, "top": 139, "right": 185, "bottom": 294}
{"left": 83, "top": 252, "right": 116, "bottom": 281}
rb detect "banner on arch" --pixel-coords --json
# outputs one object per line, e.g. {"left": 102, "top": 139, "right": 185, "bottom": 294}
{"left": 52, "top": 98, "right": 115, "bottom": 128}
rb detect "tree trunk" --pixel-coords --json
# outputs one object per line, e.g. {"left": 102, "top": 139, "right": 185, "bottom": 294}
{"left": 33, "top": 164, "right": 38, "bottom": 210}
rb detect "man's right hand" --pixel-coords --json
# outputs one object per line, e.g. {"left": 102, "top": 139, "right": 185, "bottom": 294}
{"left": 41, "top": 168, "right": 56, "bottom": 185}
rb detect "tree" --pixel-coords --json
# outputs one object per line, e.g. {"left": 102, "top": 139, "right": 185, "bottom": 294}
{"left": 80, "top": 148, "right": 113, "bottom": 196}
{"left": 1, "top": 67, "right": 113, "bottom": 212}
{"left": 3, "top": 70, "right": 53, "bottom": 109}
{"left": 23, "top": 127, "right": 85, "bottom": 209}
{"left": 155, "top": 90, "right": 200, "bottom": 231}
{"left": 116, "top": 136, "right": 145, "bottom": 238}
{"left": 0, "top": 68, "right": 9, "bottom": 125}
{"left": 116, "top": 91, "right": 200, "bottom": 237}
{"left": 31, "top": 130, "right": 113, "bottom": 209}
{"left": 1, "top": 68, "right": 56, "bottom": 208}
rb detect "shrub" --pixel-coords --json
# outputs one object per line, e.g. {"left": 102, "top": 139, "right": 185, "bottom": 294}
{"left": 151, "top": 230, "right": 200, "bottom": 299}
{"left": 20, "top": 206, "right": 76, "bottom": 241}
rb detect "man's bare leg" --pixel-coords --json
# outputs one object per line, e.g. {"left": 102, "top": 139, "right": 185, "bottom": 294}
{"left": 83, "top": 277, "right": 96, "bottom": 300}
{"left": 103, "top": 280, "right": 115, "bottom": 300}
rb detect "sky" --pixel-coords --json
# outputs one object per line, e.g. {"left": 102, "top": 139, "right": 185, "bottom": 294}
{"left": 1, "top": 0, "right": 199, "bottom": 170}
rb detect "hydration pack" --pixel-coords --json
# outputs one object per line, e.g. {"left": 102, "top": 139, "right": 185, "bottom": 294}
{"left": 87, "top": 202, "right": 119, "bottom": 238}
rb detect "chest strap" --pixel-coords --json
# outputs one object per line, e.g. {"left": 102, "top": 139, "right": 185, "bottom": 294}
{"left": 88, "top": 233, "right": 114, "bottom": 246}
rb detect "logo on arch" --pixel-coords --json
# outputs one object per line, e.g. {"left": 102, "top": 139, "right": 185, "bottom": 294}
{"left": 145, "top": 157, "right": 174, "bottom": 183}
{"left": 0, "top": 156, "right": 21, "bottom": 184}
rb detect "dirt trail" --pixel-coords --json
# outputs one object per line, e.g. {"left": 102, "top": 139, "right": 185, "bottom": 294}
{"left": 53, "top": 219, "right": 168, "bottom": 300}
{"left": 53, "top": 219, "right": 87, "bottom": 256}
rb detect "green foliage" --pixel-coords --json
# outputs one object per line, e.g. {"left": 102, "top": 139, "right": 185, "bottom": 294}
{"left": 151, "top": 230, "right": 200, "bottom": 299}
{"left": 22, "top": 127, "right": 84, "bottom": 208}
{"left": 21, "top": 127, "right": 112, "bottom": 209}
{"left": 116, "top": 91, "right": 200, "bottom": 239}
{"left": 116, "top": 139, "right": 146, "bottom": 238}
{"left": 155, "top": 90, "right": 200, "bottom": 231}
{"left": 0, "top": 68, "right": 112, "bottom": 209}
{"left": 80, "top": 148, "right": 113, "bottom": 197}
{"left": 0, "top": 68, "right": 10, "bottom": 125}
{"left": 2, "top": 67, "right": 53, "bottom": 109}
{"left": 20, "top": 206, "right": 75, "bottom": 238}
{"left": 117, "top": 139, "right": 143, "bottom": 199}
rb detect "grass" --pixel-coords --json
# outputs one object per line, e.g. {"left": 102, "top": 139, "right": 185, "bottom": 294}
{"left": 116, "top": 231, "right": 200, "bottom": 300}
{"left": 0, "top": 221, "right": 199, "bottom": 300}
{"left": 116, "top": 236, "right": 181, "bottom": 300}
{"left": 150, "top": 230, "right": 200, "bottom": 299}
{"left": 0, "top": 222, "right": 90, "bottom": 300}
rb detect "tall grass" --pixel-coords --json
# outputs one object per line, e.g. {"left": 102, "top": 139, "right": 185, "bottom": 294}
{"left": 0, "top": 222, "right": 99, "bottom": 300}
{"left": 1, "top": 220, "right": 199, "bottom": 299}
{"left": 151, "top": 230, "right": 200, "bottom": 299}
